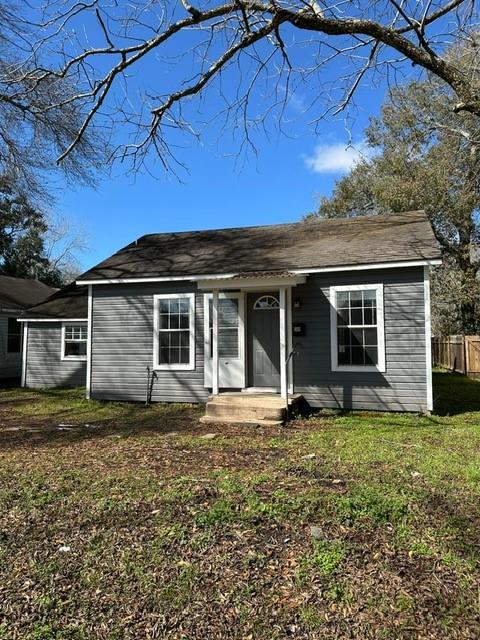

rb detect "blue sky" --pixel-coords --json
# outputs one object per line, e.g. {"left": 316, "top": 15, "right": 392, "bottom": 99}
{"left": 50, "top": 8, "right": 405, "bottom": 273}
{"left": 58, "top": 102, "right": 377, "bottom": 272}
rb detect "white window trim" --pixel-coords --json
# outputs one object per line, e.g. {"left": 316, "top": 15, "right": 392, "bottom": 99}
{"left": 330, "top": 283, "right": 385, "bottom": 373}
{"left": 61, "top": 321, "right": 88, "bottom": 361}
{"left": 153, "top": 293, "right": 195, "bottom": 371}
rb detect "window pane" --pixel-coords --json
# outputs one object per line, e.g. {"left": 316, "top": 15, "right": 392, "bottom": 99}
{"left": 350, "top": 308, "right": 363, "bottom": 325}
{"left": 179, "top": 312, "right": 189, "bottom": 329}
{"left": 338, "top": 346, "right": 351, "bottom": 365}
{"left": 169, "top": 313, "right": 180, "bottom": 330}
{"left": 219, "top": 299, "right": 238, "bottom": 327}
{"left": 337, "top": 327, "right": 349, "bottom": 348}
{"left": 160, "top": 347, "right": 171, "bottom": 364}
{"left": 159, "top": 300, "right": 170, "bottom": 314}
{"left": 363, "top": 307, "right": 376, "bottom": 325}
{"left": 180, "top": 348, "right": 190, "bottom": 364}
{"left": 180, "top": 331, "right": 189, "bottom": 347}
{"left": 365, "top": 346, "right": 378, "bottom": 365}
{"left": 350, "top": 328, "right": 363, "bottom": 346}
{"left": 7, "top": 318, "right": 21, "bottom": 353}
{"left": 170, "top": 332, "right": 181, "bottom": 347}
{"left": 337, "top": 308, "right": 349, "bottom": 325}
{"left": 363, "top": 290, "right": 377, "bottom": 303}
{"left": 364, "top": 328, "right": 378, "bottom": 346}
{"left": 169, "top": 299, "right": 180, "bottom": 315}
{"left": 65, "top": 341, "right": 86, "bottom": 357}
{"left": 179, "top": 298, "right": 189, "bottom": 314}
{"left": 350, "top": 292, "right": 363, "bottom": 308}
{"left": 160, "top": 333, "right": 170, "bottom": 348}
{"left": 336, "top": 292, "right": 349, "bottom": 308}
{"left": 159, "top": 314, "right": 169, "bottom": 329}
{"left": 351, "top": 346, "right": 364, "bottom": 365}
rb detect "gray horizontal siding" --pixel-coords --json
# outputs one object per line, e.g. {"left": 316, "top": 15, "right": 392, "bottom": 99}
{"left": 91, "top": 283, "right": 208, "bottom": 403}
{"left": 89, "top": 266, "right": 428, "bottom": 411}
{"left": 25, "top": 323, "right": 86, "bottom": 388}
{"left": 292, "top": 267, "right": 428, "bottom": 412}
{"left": 0, "top": 314, "right": 21, "bottom": 380}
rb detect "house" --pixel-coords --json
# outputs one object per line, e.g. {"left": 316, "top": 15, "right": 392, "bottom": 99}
{"left": 19, "top": 283, "right": 88, "bottom": 388}
{"left": 0, "top": 275, "right": 57, "bottom": 383}
{"left": 20, "top": 211, "right": 442, "bottom": 417}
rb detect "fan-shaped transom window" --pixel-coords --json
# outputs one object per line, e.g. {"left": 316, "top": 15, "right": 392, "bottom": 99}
{"left": 253, "top": 295, "right": 280, "bottom": 310}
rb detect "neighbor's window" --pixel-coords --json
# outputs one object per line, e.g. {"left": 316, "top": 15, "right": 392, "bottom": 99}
{"left": 7, "top": 318, "right": 21, "bottom": 353}
{"left": 154, "top": 293, "right": 195, "bottom": 370}
{"left": 62, "top": 324, "right": 88, "bottom": 359}
{"left": 330, "top": 285, "right": 385, "bottom": 372}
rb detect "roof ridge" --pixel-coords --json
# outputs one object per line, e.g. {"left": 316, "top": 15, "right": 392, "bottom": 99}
{"left": 137, "top": 210, "right": 426, "bottom": 241}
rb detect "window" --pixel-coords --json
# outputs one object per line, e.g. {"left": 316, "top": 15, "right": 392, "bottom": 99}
{"left": 253, "top": 295, "right": 279, "bottom": 310}
{"left": 330, "top": 284, "right": 385, "bottom": 372}
{"left": 154, "top": 293, "right": 195, "bottom": 370}
{"left": 7, "top": 318, "right": 21, "bottom": 353}
{"left": 62, "top": 323, "right": 88, "bottom": 360}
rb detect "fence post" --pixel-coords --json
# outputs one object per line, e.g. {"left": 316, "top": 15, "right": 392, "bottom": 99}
{"left": 465, "top": 336, "right": 471, "bottom": 377}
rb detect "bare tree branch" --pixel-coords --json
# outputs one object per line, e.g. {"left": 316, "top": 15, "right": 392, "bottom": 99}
{"left": 1, "top": 0, "right": 478, "bottom": 175}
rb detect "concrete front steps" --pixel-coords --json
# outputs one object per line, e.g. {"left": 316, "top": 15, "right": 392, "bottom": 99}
{"left": 200, "top": 392, "right": 304, "bottom": 426}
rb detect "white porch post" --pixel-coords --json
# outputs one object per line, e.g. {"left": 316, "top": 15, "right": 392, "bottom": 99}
{"left": 286, "top": 286, "right": 293, "bottom": 394}
{"left": 212, "top": 289, "right": 219, "bottom": 395}
{"left": 279, "top": 287, "right": 288, "bottom": 401}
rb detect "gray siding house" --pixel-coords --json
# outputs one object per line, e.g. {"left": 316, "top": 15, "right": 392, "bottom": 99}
{"left": 20, "top": 284, "right": 88, "bottom": 388}
{"left": 0, "top": 276, "right": 56, "bottom": 383}
{"left": 21, "top": 211, "right": 442, "bottom": 415}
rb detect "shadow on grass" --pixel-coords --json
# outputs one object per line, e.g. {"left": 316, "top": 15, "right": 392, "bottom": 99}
{"left": 0, "top": 386, "right": 206, "bottom": 450}
{"left": 433, "top": 371, "right": 480, "bottom": 416}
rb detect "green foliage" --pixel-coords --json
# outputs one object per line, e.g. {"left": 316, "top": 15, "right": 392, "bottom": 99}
{"left": 0, "top": 186, "right": 63, "bottom": 285}
{"left": 335, "top": 486, "right": 409, "bottom": 526}
{"left": 306, "top": 540, "right": 346, "bottom": 576}
{"left": 313, "top": 41, "right": 480, "bottom": 334}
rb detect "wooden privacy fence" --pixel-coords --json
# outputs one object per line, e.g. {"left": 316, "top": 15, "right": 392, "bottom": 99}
{"left": 432, "top": 335, "right": 480, "bottom": 378}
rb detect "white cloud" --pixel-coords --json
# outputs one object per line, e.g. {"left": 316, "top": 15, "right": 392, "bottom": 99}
{"left": 304, "top": 141, "right": 369, "bottom": 174}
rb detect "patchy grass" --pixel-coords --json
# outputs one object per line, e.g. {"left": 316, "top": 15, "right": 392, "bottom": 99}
{"left": 0, "top": 372, "right": 479, "bottom": 638}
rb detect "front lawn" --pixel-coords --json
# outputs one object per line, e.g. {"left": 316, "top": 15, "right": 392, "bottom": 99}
{"left": 0, "top": 372, "right": 479, "bottom": 639}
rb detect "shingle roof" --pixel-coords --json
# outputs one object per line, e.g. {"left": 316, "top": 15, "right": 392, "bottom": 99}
{"left": 77, "top": 211, "right": 441, "bottom": 283}
{"left": 0, "top": 276, "right": 57, "bottom": 311}
{"left": 21, "top": 283, "right": 88, "bottom": 319}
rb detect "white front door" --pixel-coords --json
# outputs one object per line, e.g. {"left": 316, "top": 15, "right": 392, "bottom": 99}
{"left": 204, "top": 292, "right": 245, "bottom": 389}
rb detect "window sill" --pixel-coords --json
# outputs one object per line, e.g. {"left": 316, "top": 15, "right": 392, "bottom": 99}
{"left": 153, "top": 363, "right": 195, "bottom": 371}
{"left": 62, "top": 356, "right": 87, "bottom": 362}
{"left": 331, "top": 365, "right": 386, "bottom": 373}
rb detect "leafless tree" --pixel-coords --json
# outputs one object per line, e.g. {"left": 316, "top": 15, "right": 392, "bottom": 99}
{"left": 0, "top": 2, "right": 108, "bottom": 201}
{"left": 3, "top": 1, "right": 480, "bottom": 173}
{"left": 44, "top": 213, "right": 89, "bottom": 282}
